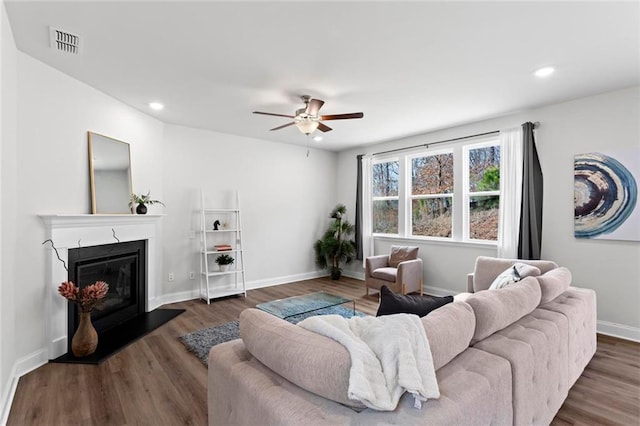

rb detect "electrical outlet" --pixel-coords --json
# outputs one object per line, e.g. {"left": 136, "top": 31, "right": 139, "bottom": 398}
{"left": 168, "top": 272, "right": 174, "bottom": 282}
{"left": 189, "top": 271, "right": 195, "bottom": 280}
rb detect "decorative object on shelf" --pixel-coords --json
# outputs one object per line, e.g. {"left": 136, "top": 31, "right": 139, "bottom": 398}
{"left": 213, "top": 220, "right": 221, "bottom": 230}
{"left": 58, "top": 280, "right": 109, "bottom": 357}
{"left": 129, "top": 191, "right": 165, "bottom": 215}
{"left": 215, "top": 254, "right": 235, "bottom": 272}
{"left": 313, "top": 204, "right": 357, "bottom": 280}
{"left": 214, "top": 244, "right": 232, "bottom": 251}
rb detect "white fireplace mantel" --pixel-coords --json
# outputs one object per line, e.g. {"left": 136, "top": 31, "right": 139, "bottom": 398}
{"left": 40, "top": 214, "right": 164, "bottom": 359}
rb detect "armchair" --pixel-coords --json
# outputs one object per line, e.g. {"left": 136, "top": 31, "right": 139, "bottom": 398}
{"left": 365, "top": 246, "right": 423, "bottom": 295}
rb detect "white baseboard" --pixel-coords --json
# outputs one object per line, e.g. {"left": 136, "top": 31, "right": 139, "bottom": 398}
{"left": 246, "top": 270, "right": 326, "bottom": 290}
{"left": 1, "top": 348, "right": 48, "bottom": 426}
{"left": 597, "top": 320, "right": 640, "bottom": 343}
{"left": 149, "top": 289, "right": 200, "bottom": 310}
{"left": 0, "top": 370, "right": 18, "bottom": 426}
{"left": 342, "top": 270, "right": 365, "bottom": 281}
{"left": 150, "top": 271, "right": 329, "bottom": 308}
{"left": 423, "top": 285, "right": 456, "bottom": 297}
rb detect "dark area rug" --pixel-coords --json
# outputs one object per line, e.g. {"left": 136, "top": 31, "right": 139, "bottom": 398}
{"left": 179, "top": 305, "right": 365, "bottom": 365}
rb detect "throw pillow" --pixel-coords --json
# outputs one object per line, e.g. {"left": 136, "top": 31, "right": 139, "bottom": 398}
{"left": 388, "top": 246, "right": 419, "bottom": 268}
{"left": 376, "top": 285, "right": 453, "bottom": 317}
{"left": 488, "top": 262, "right": 541, "bottom": 290}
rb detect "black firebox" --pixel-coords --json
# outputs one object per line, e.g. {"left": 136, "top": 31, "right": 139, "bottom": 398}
{"left": 67, "top": 240, "right": 146, "bottom": 342}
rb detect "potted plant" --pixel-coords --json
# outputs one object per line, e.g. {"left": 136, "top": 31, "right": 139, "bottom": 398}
{"left": 216, "top": 254, "right": 235, "bottom": 272}
{"left": 129, "top": 191, "right": 165, "bottom": 215}
{"left": 313, "top": 204, "right": 356, "bottom": 280}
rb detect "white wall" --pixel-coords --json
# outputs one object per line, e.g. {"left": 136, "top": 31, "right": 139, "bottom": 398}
{"left": 160, "top": 124, "right": 337, "bottom": 299}
{"left": 1, "top": 47, "right": 339, "bottom": 421}
{"left": 0, "top": 0, "right": 18, "bottom": 422}
{"left": 337, "top": 86, "right": 640, "bottom": 338}
{"left": 9, "top": 52, "right": 164, "bottom": 374}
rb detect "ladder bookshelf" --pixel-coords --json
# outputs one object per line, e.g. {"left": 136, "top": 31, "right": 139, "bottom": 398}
{"left": 199, "top": 189, "right": 246, "bottom": 303}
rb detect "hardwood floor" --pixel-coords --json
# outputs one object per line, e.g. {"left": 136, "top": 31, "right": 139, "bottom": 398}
{"left": 8, "top": 277, "right": 640, "bottom": 425}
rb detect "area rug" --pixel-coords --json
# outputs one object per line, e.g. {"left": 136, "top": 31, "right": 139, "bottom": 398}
{"left": 179, "top": 305, "right": 366, "bottom": 365}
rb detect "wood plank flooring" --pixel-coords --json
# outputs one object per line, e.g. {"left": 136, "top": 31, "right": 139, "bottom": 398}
{"left": 8, "top": 277, "right": 640, "bottom": 425}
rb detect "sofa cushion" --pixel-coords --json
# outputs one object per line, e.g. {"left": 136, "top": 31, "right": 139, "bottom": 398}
{"left": 537, "top": 267, "right": 572, "bottom": 304}
{"left": 208, "top": 340, "right": 513, "bottom": 426}
{"left": 421, "top": 301, "right": 476, "bottom": 370}
{"left": 538, "top": 287, "right": 597, "bottom": 386}
{"left": 472, "top": 308, "right": 569, "bottom": 426}
{"left": 472, "top": 256, "right": 557, "bottom": 292}
{"left": 239, "top": 308, "right": 363, "bottom": 408}
{"left": 371, "top": 267, "right": 397, "bottom": 282}
{"left": 239, "top": 302, "right": 478, "bottom": 407}
{"left": 388, "top": 245, "right": 419, "bottom": 267}
{"left": 376, "top": 285, "right": 453, "bottom": 317}
{"left": 466, "top": 277, "right": 542, "bottom": 343}
{"left": 488, "top": 263, "right": 541, "bottom": 290}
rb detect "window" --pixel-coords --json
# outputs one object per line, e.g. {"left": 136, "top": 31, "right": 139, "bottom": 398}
{"left": 369, "top": 136, "right": 501, "bottom": 244}
{"left": 465, "top": 143, "right": 501, "bottom": 241}
{"left": 410, "top": 152, "right": 454, "bottom": 237}
{"left": 372, "top": 160, "right": 399, "bottom": 234}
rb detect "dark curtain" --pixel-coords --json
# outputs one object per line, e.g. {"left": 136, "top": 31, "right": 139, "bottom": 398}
{"left": 355, "top": 154, "right": 364, "bottom": 260}
{"left": 518, "top": 122, "right": 543, "bottom": 260}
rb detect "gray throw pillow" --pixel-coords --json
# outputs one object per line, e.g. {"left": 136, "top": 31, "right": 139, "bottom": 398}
{"left": 489, "top": 262, "right": 541, "bottom": 290}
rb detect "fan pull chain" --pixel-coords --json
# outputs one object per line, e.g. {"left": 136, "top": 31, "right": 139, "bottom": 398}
{"left": 306, "top": 133, "right": 310, "bottom": 157}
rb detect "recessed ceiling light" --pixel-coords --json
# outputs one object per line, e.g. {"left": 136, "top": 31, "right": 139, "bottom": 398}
{"left": 313, "top": 136, "right": 323, "bottom": 142}
{"left": 148, "top": 102, "right": 164, "bottom": 111}
{"left": 534, "top": 67, "right": 555, "bottom": 78}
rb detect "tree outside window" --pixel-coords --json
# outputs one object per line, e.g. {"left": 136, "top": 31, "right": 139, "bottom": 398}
{"left": 372, "top": 160, "right": 399, "bottom": 234}
{"left": 467, "top": 144, "right": 501, "bottom": 240}
{"left": 411, "top": 152, "right": 454, "bottom": 237}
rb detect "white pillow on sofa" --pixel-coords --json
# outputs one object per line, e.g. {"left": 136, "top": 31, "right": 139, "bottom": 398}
{"left": 489, "top": 262, "right": 541, "bottom": 290}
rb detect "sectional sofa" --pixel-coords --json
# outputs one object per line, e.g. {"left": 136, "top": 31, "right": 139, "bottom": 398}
{"left": 208, "top": 257, "right": 596, "bottom": 425}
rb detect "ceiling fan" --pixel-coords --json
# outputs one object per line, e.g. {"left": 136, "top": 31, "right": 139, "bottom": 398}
{"left": 253, "top": 95, "right": 364, "bottom": 135}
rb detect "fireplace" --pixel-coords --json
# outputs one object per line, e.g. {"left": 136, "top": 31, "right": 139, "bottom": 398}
{"left": 67, "top": 240, "right": 146, "bottom": 342}
{"left": 40, "top": 214, "right": 165, "bottom": 360}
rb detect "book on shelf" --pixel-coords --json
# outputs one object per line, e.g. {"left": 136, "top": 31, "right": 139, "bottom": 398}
{"left": 214, "top": 244, "right": 232, "bottom": 251}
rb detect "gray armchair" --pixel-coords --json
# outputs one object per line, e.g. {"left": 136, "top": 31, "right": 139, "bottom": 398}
{"left": 365, "top": 246, "right": 423, "bottom": 295}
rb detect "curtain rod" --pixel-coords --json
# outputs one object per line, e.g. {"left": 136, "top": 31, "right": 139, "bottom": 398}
{"left": 370, "top": 122, "right": 539, "bottom": 157}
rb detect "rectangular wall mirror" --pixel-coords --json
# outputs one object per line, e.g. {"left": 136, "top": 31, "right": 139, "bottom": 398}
{"left": 88, "top": 132, "right": 132, "bottom": 214}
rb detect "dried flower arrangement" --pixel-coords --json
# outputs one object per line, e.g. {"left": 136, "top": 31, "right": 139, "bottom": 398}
{"left": 58, "top": 281, "right": 109, "bottom": 312}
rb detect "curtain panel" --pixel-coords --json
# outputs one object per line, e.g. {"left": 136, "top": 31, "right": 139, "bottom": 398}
{"left": 518, "top": 122, "right": 544, "bottom": 260}
{"left": 497, "top": 127, "right": 524, "bottom": 258}
{"left": 360, "top": 155, "right": 373, "bottom": 267}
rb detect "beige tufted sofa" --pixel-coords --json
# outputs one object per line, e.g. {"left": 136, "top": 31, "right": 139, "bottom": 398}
{"left": 208, "top": 257, "right": 596, "bottom": 426}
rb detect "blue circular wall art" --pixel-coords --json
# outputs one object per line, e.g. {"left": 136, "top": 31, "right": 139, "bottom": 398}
{"left": 574, "top": 153, "right": 638, "bottom": 238}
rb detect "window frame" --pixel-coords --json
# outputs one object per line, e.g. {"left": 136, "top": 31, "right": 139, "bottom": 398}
{"left": 462, "top": 139, "right": 501, "bottom": 243}
{"left": 408, "top": 149, "right": 454, "bottom": 239}
{"left": 369, "top": 135, "right": 501, "bottom": 246}
{"left": 371, "top": 157, "right": 401, "bottom": 236}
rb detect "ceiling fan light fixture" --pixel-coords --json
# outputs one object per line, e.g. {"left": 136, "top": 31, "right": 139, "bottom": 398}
{"left": 295, "top": 117, "right": 320, "bottom": 135}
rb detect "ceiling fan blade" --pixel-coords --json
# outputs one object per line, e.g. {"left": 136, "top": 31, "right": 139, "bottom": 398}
{"left": 270, "top": 122, "right": 295, "bottom": 131}
{"left": 306, "top": 99, "right": 325, "bottom": 115}
{"left": 253, "top": 111, "right": 295, "bottom": 118}
{"left": 321, "top": 112, "right": 364, "bottom": 121}
{"left": 318, "top": 122, "right": 333, "bottom": 132}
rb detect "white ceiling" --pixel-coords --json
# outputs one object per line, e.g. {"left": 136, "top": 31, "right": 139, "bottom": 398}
{"left": 5, "top": 1, "right": 639, "bottom": 151}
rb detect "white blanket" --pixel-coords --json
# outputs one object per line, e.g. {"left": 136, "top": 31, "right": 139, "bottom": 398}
{"left": 298, "top": 313, "right": 439, "bottom": 411}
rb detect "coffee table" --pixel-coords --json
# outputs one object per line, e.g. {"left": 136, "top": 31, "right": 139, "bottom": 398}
{"left": 256, "top": 291, "right": 355, "bottom": 319}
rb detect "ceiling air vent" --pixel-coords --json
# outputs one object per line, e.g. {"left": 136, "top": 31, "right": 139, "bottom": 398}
{"left": 49, "top": 27, "right": 81, "bottom": 54}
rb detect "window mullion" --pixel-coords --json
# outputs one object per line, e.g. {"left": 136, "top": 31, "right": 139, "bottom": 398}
{"left": 398, "top": 154, "right": 408, "bottom": 237}
{"left": 453, "top": 144, "right": 464, "bottom": 241}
